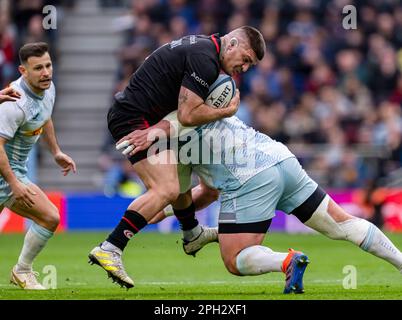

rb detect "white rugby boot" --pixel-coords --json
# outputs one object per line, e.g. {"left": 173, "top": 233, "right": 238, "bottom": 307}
{"left": 10, "top": 266, "right": 46, "bottom": 290}
{"left": 182, "top": 226, "right": 219, "bottom": 256}
{"left": 88, "top": 246, "right": 134, "bottom": 289}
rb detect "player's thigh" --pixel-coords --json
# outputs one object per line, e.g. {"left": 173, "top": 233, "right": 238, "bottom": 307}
{"left": 220, "top": 167, "right": 282, "bottom": 226}
{"left": 219, "top": 233, "right": 265, "bottom": 267}
{"left": 132, "top": 150, "right": 179, "bottom": 191}
{"left": 277, "top": 158, "right": 354, "bottom": 223}
{"left": 9, "top": 183, "right": 59, "bottom": 224}
{"left": 277, "top": 157, "right": 318, "bottom": 214}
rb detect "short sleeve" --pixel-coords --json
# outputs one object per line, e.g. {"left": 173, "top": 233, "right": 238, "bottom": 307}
{"left": 0, "top": 102, "right": 25, "bottom": 140}
{"left": 181, "top": 53, "right": 219, "bottom": 100}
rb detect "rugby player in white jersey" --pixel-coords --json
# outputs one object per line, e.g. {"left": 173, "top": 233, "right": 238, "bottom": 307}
{"left": 143, "top": 111, "right": 402, "bottom": 293}
{"left": 0, "top": 42, "right": 76, "bottom": 290}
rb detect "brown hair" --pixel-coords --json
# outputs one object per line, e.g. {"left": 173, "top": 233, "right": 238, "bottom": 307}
{"left": 19, "top": 42, "right": 49, "bottom": 64}
{"left": 240, "top": 26, "right": 265, "bottom": 61}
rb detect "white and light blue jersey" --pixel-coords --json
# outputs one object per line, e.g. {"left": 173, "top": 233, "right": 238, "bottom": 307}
{"left": 189, "top": 116, "right": 295, "bottom": 192}
{"left": 0, "top": 77, "right": 55, "bottom": 175}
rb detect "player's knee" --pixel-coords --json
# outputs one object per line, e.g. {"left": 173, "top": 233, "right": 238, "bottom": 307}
{"left": 202, "top": 186, "right": 219, "bottom": 203}
{"left": 156, "top": 183, "right": 180, "bottom": 203}
{"left": 304, "top": 195, "right": 348, "bottom": 241}
{"left": 222, "top": 256, "right": 242, "bottom": 276}
{"left": 41, "top": 205, "right": 60, "bottom": 231}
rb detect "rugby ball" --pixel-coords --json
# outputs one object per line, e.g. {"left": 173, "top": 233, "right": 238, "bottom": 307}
{"left": 205, "top": 74, "right": 236, "bottom": 108}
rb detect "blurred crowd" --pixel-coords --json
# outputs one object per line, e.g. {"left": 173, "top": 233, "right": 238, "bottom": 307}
{"left": 0, "top": 0, "right": 65, "bottom": 87}
{"left": 99, "top": 0, "right": 402, "bottom": 195}
{"left": 1, "top": 0, "right": 402, "bottom": 197}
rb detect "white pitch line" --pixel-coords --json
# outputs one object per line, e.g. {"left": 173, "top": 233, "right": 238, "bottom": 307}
{"left": 0, "top": 279, "right": 343, "bottom": 288}
{"left": 136, "top": 279, "right": 342, "bottom": 285}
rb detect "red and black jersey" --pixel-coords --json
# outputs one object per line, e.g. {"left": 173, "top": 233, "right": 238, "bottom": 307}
{"left": 114, "top": 34, "right": 221, "bottom": 124}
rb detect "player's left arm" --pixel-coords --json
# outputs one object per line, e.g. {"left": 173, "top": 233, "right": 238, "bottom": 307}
{"left": 178, "top": 53, "right": 240, "bottom": 127}
{"left": 42, "top": 119, "right": 77, "bottom": 175}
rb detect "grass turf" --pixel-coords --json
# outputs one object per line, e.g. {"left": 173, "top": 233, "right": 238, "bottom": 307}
{"left": 0, "top": 231, "right": 401, "bottom": 300}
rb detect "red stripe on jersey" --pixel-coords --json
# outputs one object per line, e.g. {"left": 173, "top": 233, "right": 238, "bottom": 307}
{"left": 143, "top": 117, "right": 150, "bottom": 128}
{"left": 211, "top": 35, "right": 220, "bottom": 54}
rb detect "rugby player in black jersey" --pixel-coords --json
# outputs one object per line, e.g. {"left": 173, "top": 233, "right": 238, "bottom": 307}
{"left": 89, "top": 26, "right": 265, "bottom": 288}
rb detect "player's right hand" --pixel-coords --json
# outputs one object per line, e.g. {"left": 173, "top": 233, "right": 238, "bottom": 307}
{"left": 0, "top": 87, "right": 21, "bottom": 103}
{"left": 10, "top": 181, "right": 37, "bottom": 208}
{"left": 116, "top": 128, "right": 155, "bottom": 157}
{"left": 223, "top": 89, "right": 240, "bottom": 117}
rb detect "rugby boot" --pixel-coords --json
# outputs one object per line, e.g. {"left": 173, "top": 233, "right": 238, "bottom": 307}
{"left": 88, "top": 246, "right": 134, "bottom": 289}
{"left": 282, "top": 248, "right": 309, "bottom": 294}
{"left": 183, "top": 226, "right": 218, "bottom": 256}
{"left": 10, "top": 265, "right": 45, "bottom": 290}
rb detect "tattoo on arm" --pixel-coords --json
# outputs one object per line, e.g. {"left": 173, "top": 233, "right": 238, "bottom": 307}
{"left": 178, "top": 88, "right": 189, "bottom": 106}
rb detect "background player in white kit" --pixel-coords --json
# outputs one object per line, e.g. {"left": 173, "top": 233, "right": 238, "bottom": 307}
{"left": 0, "top": 42, "right": 76, "bottom": 290}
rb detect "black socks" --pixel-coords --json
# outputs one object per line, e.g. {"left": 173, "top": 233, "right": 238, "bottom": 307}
{"left": 173, "top": 202, "right": 198, "bottom": 231}
{"left": 106, "top": 210, "right": 147, "bottom": 250}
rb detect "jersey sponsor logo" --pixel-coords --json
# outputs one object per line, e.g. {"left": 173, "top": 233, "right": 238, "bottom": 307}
{"left": 191, "top": 72, "right": 209, "bottom": 88}
{"left": 170, "top": 39, "right": 183, "bottom": 49}
{"left": 21, "top": 127, "right": 43, "bottom": 136}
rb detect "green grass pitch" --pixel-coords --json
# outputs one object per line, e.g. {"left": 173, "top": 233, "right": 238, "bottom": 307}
{"left": 0, "top": 231, "right": 401, "bottom": 300}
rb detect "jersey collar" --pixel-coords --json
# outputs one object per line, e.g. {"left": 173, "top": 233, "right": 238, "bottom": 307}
{"left": 20, "top": 77, "right": 45, "bottom": 100}
{"left": 211, "top": 34, "right": 220, "bottom": 55}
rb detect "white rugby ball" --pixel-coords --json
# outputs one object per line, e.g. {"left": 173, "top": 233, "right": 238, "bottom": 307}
{"left": 205, "top": 74, "right": 236, "bottom": 108}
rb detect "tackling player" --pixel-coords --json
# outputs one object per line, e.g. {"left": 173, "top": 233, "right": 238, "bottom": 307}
{"left": 148, "top": 111, "right": 402, "bottom": 293}
{"left": 0, "top": 43, "right": 76, "bottom": 290}
{"left": 89, "top": 26, "right": 266, "bottom": 288}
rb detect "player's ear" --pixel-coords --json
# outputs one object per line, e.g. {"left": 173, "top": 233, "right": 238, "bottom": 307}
{"left": 18, "top": 64, "right": 27, "bottom": 77}
{"left": 230, "top": 37, "right": 239, "bottom": 47}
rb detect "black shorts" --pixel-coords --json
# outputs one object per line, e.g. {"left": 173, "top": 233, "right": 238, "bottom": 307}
{"left": 107, "top": 102, "right": 166, "bottom": 164}
{"left": 219, "top": 219, "right": 272, "bottom": 234}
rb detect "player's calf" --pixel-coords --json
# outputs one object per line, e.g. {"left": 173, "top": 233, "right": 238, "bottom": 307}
{"left": 232, "top": 245, "right": 309, "bottom": 294}
{"left": 305, "top": 195, "right": 402, "bottom": 272}
{"left": 40, "top": 211, "right": 60, "bottom": 232}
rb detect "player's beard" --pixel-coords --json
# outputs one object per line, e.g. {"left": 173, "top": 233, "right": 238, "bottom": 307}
{"left": 39, "top": 78, "right": 52, "bottom": 88}
{"left": 31, "top": 78, "right": 52, "bottom": 94}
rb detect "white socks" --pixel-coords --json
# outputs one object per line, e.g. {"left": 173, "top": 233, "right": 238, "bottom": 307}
{"left": 101, "top": 241, "right": 122, "bottom": 255}
{"left": 348, "top": 219, "right": 402, "bottom": 272}
{"left": 183, "top": 224, "right": 202, "bottom": 242}
{"left": 305, "top": 195, "right": 402, "bottom": 272}
{"left": 236, "top": 245, "right": 288, "bottom": 275}
{"left": 16, "top": 222, "right": 54, "bottom": 273}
